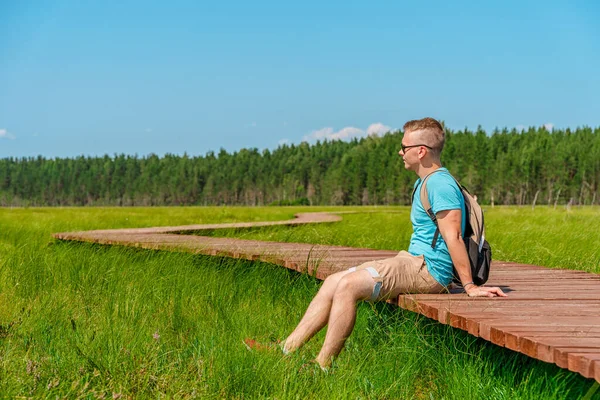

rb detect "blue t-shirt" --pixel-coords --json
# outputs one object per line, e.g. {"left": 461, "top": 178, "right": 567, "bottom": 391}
{"left": 408, "top": 168, "right": 466, "bottom": 286}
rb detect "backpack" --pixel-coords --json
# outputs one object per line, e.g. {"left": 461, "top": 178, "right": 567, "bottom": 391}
{"left": 413, "top": 170, "right": 491, "bottom": 286}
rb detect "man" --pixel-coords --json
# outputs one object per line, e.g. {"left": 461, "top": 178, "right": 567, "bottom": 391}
{"left": 250, "top": 117, "right": 507, "bottom": 369}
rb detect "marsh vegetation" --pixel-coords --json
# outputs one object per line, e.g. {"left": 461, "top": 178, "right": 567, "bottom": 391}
{"left": 0, "top": 206, "right": 598, "bottom": 398}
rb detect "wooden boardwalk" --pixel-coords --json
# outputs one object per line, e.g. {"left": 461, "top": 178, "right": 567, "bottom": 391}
{"left": 53, "top": 212, "right": 600, "bottom": 383}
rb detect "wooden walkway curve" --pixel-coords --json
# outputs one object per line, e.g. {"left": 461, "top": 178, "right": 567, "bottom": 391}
{"left": 53, "top": 212, "right": 600, "bottom": 384}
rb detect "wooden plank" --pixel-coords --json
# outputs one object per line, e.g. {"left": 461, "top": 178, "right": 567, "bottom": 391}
{"left": 497, "top": 329, "right": 600, "bottom": 351}
{"left": 563, "top": 351, "right": 600, "bottom": 374}
{"left": 516, "top": 337, "right": 600, "bottom": 363}
{"left": 400, "top": 292, "right": 600, "bottom": 301}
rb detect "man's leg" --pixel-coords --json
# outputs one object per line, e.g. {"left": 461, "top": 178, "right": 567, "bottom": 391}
{"left": 282, "top": 269, "right": 354, "bottom": 353}
{"left": 315, "top": 269, "right": 375, "bottom": 368}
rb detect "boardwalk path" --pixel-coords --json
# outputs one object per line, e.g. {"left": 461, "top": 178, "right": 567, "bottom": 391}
{"left": 53, "top": 212, "right": 600, "bottom": 383}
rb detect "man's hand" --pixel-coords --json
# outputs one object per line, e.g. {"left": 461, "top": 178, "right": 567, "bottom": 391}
{"left": 465, "top": 285, "right": 507, "bottom": 298}
{"left": 436, "top": 209, "right": 508, "bottom": 299}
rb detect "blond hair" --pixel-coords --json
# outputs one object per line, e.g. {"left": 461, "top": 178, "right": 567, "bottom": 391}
{"left": 403, "top": 117, "right": 445, "bottom": 158}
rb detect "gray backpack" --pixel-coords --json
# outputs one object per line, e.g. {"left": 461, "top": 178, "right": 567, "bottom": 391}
{"left": 415, "top": 170, "right": 491, "bottom": 286}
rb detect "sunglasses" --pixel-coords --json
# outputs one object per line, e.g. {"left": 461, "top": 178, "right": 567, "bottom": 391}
{"left": 400, "top": 143, "right": 432, "bottom": 153}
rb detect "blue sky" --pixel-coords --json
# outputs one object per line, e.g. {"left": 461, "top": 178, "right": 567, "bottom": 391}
{"left": 1, "top": 0, "right": 599, "bottom": 158}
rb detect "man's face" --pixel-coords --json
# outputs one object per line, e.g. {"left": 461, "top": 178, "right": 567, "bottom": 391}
{"left": 398, "top": 130, "right": 420, "bottom": 171}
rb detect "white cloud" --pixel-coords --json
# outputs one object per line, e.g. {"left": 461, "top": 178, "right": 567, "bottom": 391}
{"left": 303, "top": 122, "right": 393, "bottom": 142}
{"left": 305, "top": 127, "right": 334, "bottom": 141}
{"left": 329, "top": 126, "right": 363, "bottom": 140}
{"left": 515, "top": 125, "right": 526, "bottom": 132}
{"left": 366, "top": 122, "right": 391, "bottom": 136}
{"left": 543, "top": 123, "right": 554, "bottom": 131}
{"left": 0, "top": 129, "right": 15, "bottom": 140}
{"left": 278, "top": 139, "right": 290, "bottom": 146}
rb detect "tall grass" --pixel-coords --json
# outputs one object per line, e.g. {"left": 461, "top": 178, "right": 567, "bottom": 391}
{"left": 0, "top": 206, "right": 598, "bottom": 398}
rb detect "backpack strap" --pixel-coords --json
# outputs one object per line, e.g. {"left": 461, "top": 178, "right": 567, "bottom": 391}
{"left": 417, "top": 169, "right": 444, "bottom": 249}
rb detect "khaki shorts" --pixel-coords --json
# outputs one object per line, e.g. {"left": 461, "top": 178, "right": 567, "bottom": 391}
{"left": 349, "top": 251, "right": 446, "bottom": 301}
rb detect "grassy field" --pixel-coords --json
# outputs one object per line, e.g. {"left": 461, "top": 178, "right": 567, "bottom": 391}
{"left": 0, "top": 206, "right": 599, "bottom": 398}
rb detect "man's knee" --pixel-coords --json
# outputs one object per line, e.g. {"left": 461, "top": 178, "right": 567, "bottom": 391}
{"left": 317, "top": 271, "right": 349, "bottom": 299}
{"left": 333, "top": 272, "right": 373, "bottom": 301}
{"left": 323, "top": 271, "right": 344, "bottom": 286}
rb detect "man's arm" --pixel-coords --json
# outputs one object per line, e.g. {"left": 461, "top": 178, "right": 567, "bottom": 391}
{"left": 436, "top": 209, "right": 507, "bottom": 298}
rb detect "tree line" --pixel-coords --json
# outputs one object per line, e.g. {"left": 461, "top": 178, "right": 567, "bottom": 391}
{"left": 1, "top": 126, "right": 599, "bottom": 207}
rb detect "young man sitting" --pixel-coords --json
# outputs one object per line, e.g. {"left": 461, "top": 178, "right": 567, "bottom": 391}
{"left": 251, "top": 117, "right": 507, "bottom": 369}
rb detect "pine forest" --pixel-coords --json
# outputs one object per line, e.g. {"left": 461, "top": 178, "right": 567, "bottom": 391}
{"left": 1, "top": 126, "right": 599, "bottom": 207}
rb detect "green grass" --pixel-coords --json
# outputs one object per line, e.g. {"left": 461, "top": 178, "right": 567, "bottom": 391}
{"left": 0, "top": 206, "right": 599, "bottom": 398}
